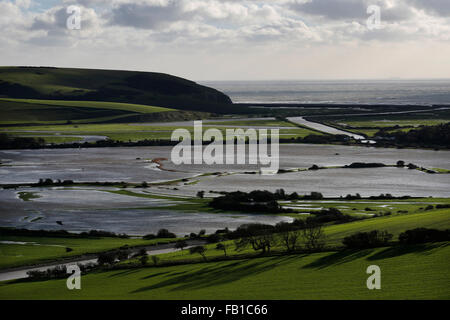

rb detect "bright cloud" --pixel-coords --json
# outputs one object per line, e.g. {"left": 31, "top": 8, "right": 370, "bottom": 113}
{"left": 1, "top": 0, "right": 449, "bottom": 80}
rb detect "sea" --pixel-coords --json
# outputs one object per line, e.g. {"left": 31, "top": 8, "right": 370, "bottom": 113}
{"left": 201, "top": 79, "right": 450, "bottom": 105}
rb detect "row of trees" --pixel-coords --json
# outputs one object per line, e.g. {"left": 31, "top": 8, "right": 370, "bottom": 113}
{"left": 0, "top": 133, "right": 45, "bottom": 150}
{"left": 0, "top": 227, "right": 128, "bottom": 239}
{"left": 178, "top": 221, "right": 326, "bottom": 261}
{"left": 208, "top": 190, "right": 325, "bottom": 213}
{"left": 187, "top": 227, "right": 450, "bottom": 261}
{"left": 375, "top": 123, "right": 450, "bottom": 148}
{"left": 143, "top": 228, "right": 177, "bottom": 240}
{"left": 342, "top": 228, "right": 450, "bottom": 249}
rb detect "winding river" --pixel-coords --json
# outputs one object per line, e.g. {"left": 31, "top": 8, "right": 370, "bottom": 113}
{"left": 287, "top": 116, "right": 367, "bottom": 140}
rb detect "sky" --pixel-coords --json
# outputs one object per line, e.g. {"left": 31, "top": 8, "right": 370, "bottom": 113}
{"left": 1, "top": 0, "right": 450, "bottom": 81}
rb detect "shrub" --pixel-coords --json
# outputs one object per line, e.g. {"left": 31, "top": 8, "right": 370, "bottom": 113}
{"left": 97, "top": 251, "right": 117, "bottom": 265}
{"left": 206, "top": 233, "right": 223, "bottom": 243}
{"left": 407, "top": 163, "right": 418, "bottom": 169}
{"left": 139, "top": 255, "right": 148, "bottom": 266}
{"left": 197, "top": 191, "right": 205, "bottom": 198}
{"left": 342, "top": 230, "right": 393, "bottom": 249}
{"left": 156, "top": 229, "right": 176, "bottom": 238}
{"left": 116, "top": 249, "right": 130, "bottom": 261}
{"left": 151, "top": 255, "right": 160, "bottom": 265}
{"left": 396, "top": 160, "right": 405, "bottom": 167}
{"left": 189, "top": 245, "right": 207, "bottom": 260}
{"left": 304, "top": 192, "right": 323, "bottom": 200}
{"left": 346, "top": 162, "right": 386, "bottom": 168}
{"left": 311, "top": 208, "right": 356, "bottom": 224}
{"left": 398, "top": 228, "right": 450, "bottom": 244}
{"left": 174, "top": 239, "right": 188, "bottom": 251}
{"left": 215, "top": 243, "right": 230, "bottom": 257}
{"left": 345, "top": 193, "right": 362, "bottom": 200}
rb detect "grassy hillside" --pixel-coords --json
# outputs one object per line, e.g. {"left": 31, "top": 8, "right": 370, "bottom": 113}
{"left": 1, "top": 205, "right": 448, "bottom": 270}
{"left": 130, "top": 207, "right": 450, "bottom": 264}
{"left": 0, "top": 206, "right": 448, "bottom": 299}
{"left": 1, "top": 120, "right": 318, "bottom": 143}
{"left": 0, "top": 98, "right": 214, "bottom": 126}
{"left": 0, "top": 236, "right": 179, "bottom": 270}
{"left": 0, "top": 66, "right": 235, "bottom": 113}
{"left": 0, "top": 98, "right": 173, "bottom": 124}
{"left": 1, "top": 243, "right": 448, "bottom": 299}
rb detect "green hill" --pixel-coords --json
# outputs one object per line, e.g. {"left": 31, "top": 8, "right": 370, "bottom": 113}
{"left": 1, "top": 243, "right": 448, "bottom": 299}
{"left": 0, "top": 66, "right": 234, "bottom": 113}
{"left": 0, "top": 98, "right": 212, "bottom": 125}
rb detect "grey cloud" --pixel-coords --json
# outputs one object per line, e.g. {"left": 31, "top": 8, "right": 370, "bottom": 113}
{"left": 31, "top": 7, "right": 69, "bottom": 30}
{"left": 289, "top": 0, "right": 415, "bottom": 22}
{"left": 30, "top": 6, "right": 97, "bottom": 31}
{"left": 289, "top": 0, "right": 368, "bottom": 20}
{"left": 108, "top": 1, "right": 188, "bottom": 30}
{"left": 26, "top": 29, "right": 73, "bottom": 47}
{"left": 406, "top": 0, "right": 450, "bottom": 17}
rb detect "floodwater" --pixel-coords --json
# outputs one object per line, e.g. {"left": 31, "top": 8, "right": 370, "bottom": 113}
{"left": 0, "top": 144, "right": 449, "bottom": 234}
{"left": 1, "top": 144, "right": 449, "bottom": 184}
{"left": 0, "top": 187, "right": 292, "bottom": 236}
{"left": 186, "top": 167, "right": 450, "bottom": 197}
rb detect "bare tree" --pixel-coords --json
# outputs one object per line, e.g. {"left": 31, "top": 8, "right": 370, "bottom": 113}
{"left": 215, "top": 243, "right": 230, "bottom": 257}
{"left": 302, "top": 221, "right": 326, "bottom": 251}
{"left": 174, "top": 239, "right": 188, "bottom": 253}
{"left": 151, "top": 255, "right": 160, "bottom": 265}
{"left": 139, "top": 254, "right": 148, "bottom": 266}
{"left": 280, "top": 230, "right": 301, "bottom": 252}
{"left": 189, "top": 245, "right": 207, "bottom": 261}
{"left": 235, "top": 232, "right": 277, "bottom": 254}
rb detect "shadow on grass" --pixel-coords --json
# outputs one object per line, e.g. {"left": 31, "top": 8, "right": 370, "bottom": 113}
{"left": 302, "top": 249, "right": 374, "bottom": 270}
{"left": 141, "top": 271, "right": 171, "bottom": 280}
{"left": 367, "top": 242, "right": 448, "bottom": 261}
{"left": 303, "top": 242, "right": 449, "bottom": 269}
{"left": 108, "top": 269, "right": 141, "bottom": 278}
{"left": 130, "top": 255, "right": 300, "bottom": 294}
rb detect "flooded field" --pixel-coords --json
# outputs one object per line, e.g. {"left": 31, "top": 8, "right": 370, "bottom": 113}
{"left": 1, "top": 144, "right": 449, "bottom": 234}
{"left": 1, "top": 144, "right": 449, "bottom": 184}
{"left": 0, "top": 187, "right": 291, "bottom": 236}
{"left": 186, "top": 167, "right": 450, "bottom": 197}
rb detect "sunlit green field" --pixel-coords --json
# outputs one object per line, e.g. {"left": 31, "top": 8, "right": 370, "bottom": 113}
{"left": 0, "top": 236, "right": 177, "bottom": 269}
{"left": 1, "top": 99, "right": 174, "bottom": 114}
{"left": 1, "top": 121, "right": 318, "bottom": 143}
{"left": 203, "top": 119, "right": 297, "bottom": 127}
{"left": 107, "top": 188, "right": 450, "bottom": 218}
{"left": 1, "top": 243, "right": 448, "bottom": 300}
{"left": 279, "top": 197, "right": 450, "bottom": 217}
{"left": 0, "top": 98, "right": 177, "bottom": 126}
{"left": 331, "top": 119, "right": 450, "bottom": 137}
{"left": 0, "top": 202, "right": 448, "bottom": 300}
{"left": 117, "top": 207, "right": 450, "bottom": 265}
{"left": 1, "top": 196, "right": 447, "bottom": 270}
{"left": 342, "top": 119, "right": 449, "bottom": 128}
